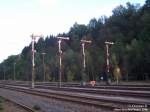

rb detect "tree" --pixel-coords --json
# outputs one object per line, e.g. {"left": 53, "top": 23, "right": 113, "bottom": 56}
{"left": 0, "top": 1, "right": 150, "bottom": 82}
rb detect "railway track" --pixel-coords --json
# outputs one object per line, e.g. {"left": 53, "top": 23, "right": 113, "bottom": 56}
{"left": 2, "top": 97, "right": 34, "bottom": 112}
{"left": 0, "top": 84, "right": 150, "bottom": 111}
{"left": 35, "top": 85, "right": 150, "bottom": 98}
{"left": 0, "top": 85, "right": 118, "bottom": 110}
{"left": 1, "top": 80, "right": 150, "bottom": 89}
{"left": 1, "top": 82, "right": 150, "bottom": 98}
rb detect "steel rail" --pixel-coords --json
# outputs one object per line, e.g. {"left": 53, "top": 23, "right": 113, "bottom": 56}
{"left": 0, "top": 85, "right": 117, "bottom": 110}
{"left": 34, "top": 85, "right": 150, "bottom": 98}
{"left": 0, "top": 85, "right": 150, "bottom": 110}
{"left": 2, "top": 97, "right": 34, "bottom": 112}
{"left": 1, "top": 81, "right": 150, "bottom": 91}
{"left": 1, "top": 82, "right": 150, "bottom": 98}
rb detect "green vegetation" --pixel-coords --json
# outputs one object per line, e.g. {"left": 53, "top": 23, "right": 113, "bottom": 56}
{"left": 0, "top": 0, "right": 150, "bottom": 82}
{"left": 33, "top": 104, "right": 41, "bottom": 111}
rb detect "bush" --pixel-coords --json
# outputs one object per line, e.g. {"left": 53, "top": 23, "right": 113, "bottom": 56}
{"left": 33, "top": 104, "right": 41, "bottom": 110}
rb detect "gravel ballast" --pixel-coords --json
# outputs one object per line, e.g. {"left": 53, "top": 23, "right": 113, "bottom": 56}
{"left": 0, "top": 88, "right": 111, "bottom": 112}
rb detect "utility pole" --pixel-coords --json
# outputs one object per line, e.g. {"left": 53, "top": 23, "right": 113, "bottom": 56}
{"left": 31, "top": 34, "right": 43, "bottom": 88}
{"left": 13, "top": 62, "right": 16, "bottom": 80}
{"left": 80, "top": 39, "right": 92, "bottom": 86}
{"left": 105, "top": 41, "right": 114, "bottom": 84}
{"left": 41, "top": 52, "right": 46, "bottom": 82}
{"left": 57, "top": 37, "right": 69, "bottom": 88}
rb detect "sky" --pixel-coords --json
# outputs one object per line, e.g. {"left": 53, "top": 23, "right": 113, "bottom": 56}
{"left": 0, "top": 0, "right": 145, "bottom": 62}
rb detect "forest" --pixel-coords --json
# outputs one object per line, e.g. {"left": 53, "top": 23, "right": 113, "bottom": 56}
{"left": 0, "top": 0, "right": 150, "bottom": 82}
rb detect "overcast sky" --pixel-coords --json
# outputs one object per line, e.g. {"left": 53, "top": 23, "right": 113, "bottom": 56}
{"left": 0, "top": 0, "right": 145, "bottom": 62}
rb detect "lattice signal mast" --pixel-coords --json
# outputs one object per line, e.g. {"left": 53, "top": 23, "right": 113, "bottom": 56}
{"left": 105, "top": 41, "right": 114, "bottom": 73}
{"left": 31, "top": 34, "right": 43, "bottom": 88}
{"left": 81, "top": 40, "right": 92, "bottom": 69}
{"left": 57, "top": 37, "right": 69, "bottom": 88}
{"left": 80, "top": 39, "right": 92, "bottom": 85}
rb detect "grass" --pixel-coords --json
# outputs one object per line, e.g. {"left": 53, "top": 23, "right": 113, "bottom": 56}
{"left": 33, "top": 104, "right": 41, "bottom": 111}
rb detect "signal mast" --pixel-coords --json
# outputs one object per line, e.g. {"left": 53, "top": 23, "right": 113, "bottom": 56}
{"left": 80, "top": 39, "right": 92, "bottom": 86}
{"left": 31, "top": 34, "right": 43, "bottom": 88}
{"left": 57, "top": 37, "right": 69, "bottom": 88}
{"left": 105, "top": 41, "right": 114, "bottom": 84}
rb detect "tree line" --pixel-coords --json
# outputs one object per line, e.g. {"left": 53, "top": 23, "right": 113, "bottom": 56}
{"left": 0, "top": 0, "right": 150, "bottom": 82}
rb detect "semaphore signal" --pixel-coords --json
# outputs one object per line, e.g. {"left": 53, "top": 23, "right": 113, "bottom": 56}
{"left": 57, "top": 37, "right": 69, "bottom": 88}
{"left": 80, "top": 39, "right": 92, "bottom": 86}
{"left": 105, "top": 41, "right": 114, "bottom": 73}
{"left": 31, "top": 34, "right": 43, "bottom": 88}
